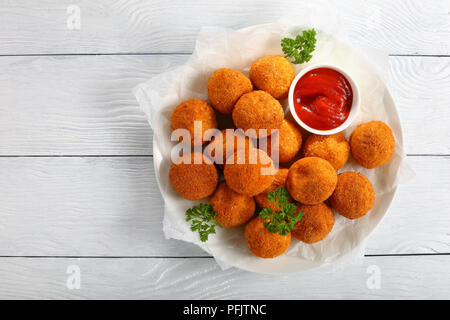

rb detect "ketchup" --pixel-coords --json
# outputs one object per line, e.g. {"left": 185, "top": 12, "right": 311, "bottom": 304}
{"left": 293, "top": 68, "right": 353, "bottom": 131}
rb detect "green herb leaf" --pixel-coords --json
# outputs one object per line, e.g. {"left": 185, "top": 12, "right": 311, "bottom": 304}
{"left": 259, "top": 207, "right": 273, "bottom": 221}
{"left": 258, "top": 187, "right": 303, "bottom": 236}
{"left": 281, "top": 29, "right": 317, "bottom": 64}
{"left": 186, "top": 203, "right": 219, "bottom": 242}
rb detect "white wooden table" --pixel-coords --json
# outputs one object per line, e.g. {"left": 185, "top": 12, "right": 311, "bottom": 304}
{"left": 0, "top": 0, "right": 449, "bottom": 299}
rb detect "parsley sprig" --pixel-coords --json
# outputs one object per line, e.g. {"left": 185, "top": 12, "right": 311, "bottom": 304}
{"left": 281, "top": 29, "right": 317, "bottom": 64}
{"left": 259, "top": 188, "right": 302, "bottom": 236}
{"left": 186, "top": 203, "right": 218, "bottom": 242}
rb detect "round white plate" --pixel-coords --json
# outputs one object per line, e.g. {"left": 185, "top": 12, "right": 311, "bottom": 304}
{"left": 145, "top": 24, "right": 405, "bottom": 274}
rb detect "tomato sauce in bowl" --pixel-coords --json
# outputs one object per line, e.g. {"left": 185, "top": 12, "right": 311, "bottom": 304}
{"left": 288, "top": 65, "right": 360, "bottom": 135}
{"left": 293, "top": 67, "right": 353, "bottom": 131}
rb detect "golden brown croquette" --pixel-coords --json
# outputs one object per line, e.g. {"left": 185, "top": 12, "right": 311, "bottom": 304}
{"left": 170, "top": 99, "right": 218, "bottom": 146}
{"left": 209, "top": 182, "right": 255, "bottom": 228}
{"left": 286, "top": 157, "right": 337, "bottom": 205}
{"left": 264, "top": 119, "right": 303, "bottom": 163}
{"left": 254, "top": 167, "right": 290, "bottom": 211}
{"left": 350, "top": 121, "right": 395, "bottom": 169}
{"left": 329, "top": 172, "right": 375, "bottom": 219}
{"left": 244, "top": 217, "right": 291, "bottom": 258}
{"left": 292, "top": 203, "right": 334, "bottom": 244}
{"left": 250, "top": 55, "right": 296, "bottom": 99}
{"left": 169, "top": 152, "right": 218, "bottom": 200}
{"left": 232, "top": 91, "right": 284, "bottom": 138}
{"left": 208, "top": 68, "right": 253, "bottom": 114}
{"left": 224, "top": 148, "right": 275, "bottom": 196}
{"left": 302, "top": 133, "right": 350, "bottom": 170}
{"left": 206, "top": 129, "right": 254, "bottom": 168}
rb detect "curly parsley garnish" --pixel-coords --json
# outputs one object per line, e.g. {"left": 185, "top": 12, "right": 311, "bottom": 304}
{"left": 186, "top": 203, "right": 219, "bottom": 242}
{"left": 259, "top": 187, "right": 302, "bottom": 236}
{"left": 281, "top": 28, "right": 317, "bottom": 64}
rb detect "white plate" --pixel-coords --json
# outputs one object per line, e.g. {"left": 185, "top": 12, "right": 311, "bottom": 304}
{"left": 139, "top": 24, "right": 405, "bottom": 274}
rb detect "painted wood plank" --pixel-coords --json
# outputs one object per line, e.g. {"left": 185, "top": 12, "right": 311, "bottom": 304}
{"left": 0, "top": 0, "right": 448, "bottom": 55}
{"left": 0, "top": 55, "right": 187, "bottom": 156}
{"left": 0, "top": 255, "right": 448, "bottom": 299}
{"left": 0, "top": 156, "right": 203, "bottom": 257}
{"left": 0, "top": 55, "right": 448, "bottom": 155}
{"left": 0, "top": 155, "right": 447, "bottom": 256}
{"left": 365, "top": 156, "right": 450, "bottom": 254}
{"left": 388, "top": 56, "right": 450, "bottom": 155}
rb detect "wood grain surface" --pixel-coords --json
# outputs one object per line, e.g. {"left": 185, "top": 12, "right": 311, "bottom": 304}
{"left": 0, "top": 0, "right": 448, "bottom": 299}
{"left": 0, "top": 0, "right": 448, "bottom": 55}
{"left": 0, "top": 255, "right": 448, "bottom": 299}
{"left": 0, "top": 156, "right": 447, "bottom": 257}
{"left": 0, "top": 55, "right": 448, "bottom": 155}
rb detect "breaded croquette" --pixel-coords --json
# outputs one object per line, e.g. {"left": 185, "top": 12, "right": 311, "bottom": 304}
{"left": 329, "top": 172, "right": 375, "bottom": 219}
{"left": 264, "top": 119, "right": 303, "bottom": 163}
{"left": 170, "top": 99, "right": 218, "bottom": 146}
{"left": 286, "top": 157, "right": 337, "bottom": 205}
{"left": 224, "top": 148, "right": 275, "bottom": 196}
{"left": 350, "top": 121, "right": 395, "bottom": 169}
{"left": 302, "top": 133, "right": 350, "bottom": 170}
{"left": 209, "top": 182, "right": 255, "bottom": 228}
{"left": 254, "top": 167, "right": 290, "bottom": 211}
{"left": 169, "top": 152, "right": 218, "bottom": 200}
{"left": 250, "top": 55, "right": 296, "bottom": 99}
{"left": 205, "top": 129, "right": 254, "bottom": 168}
{"left": 208, "top": 68, "right": 253, "bottom": 114}
{"left": 245, "top": 217, "right": 291, "bottom": 258}
{"left": 292, "top": 203, "right": 334, "bottom": 243}
{"left": 232, "top": 91, "right": 284, "bottom": 138}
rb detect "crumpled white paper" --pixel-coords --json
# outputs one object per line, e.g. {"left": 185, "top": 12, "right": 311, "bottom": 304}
{"left": 134, "top": 23, "right": 409, "bottom": 274}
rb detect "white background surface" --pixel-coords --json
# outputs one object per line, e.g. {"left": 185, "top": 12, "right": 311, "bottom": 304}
{"left": 0, "top": 0, "right": 449, "bottom": 299}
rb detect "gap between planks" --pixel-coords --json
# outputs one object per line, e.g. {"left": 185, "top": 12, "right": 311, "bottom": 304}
{"left": 0, "top": 53, "right": 448, "bottom": 58}
{"left": 0, "top": 154, "right": 447, "bottom": 158}
{"left": 0, "top": 253, "right": 449, "bottom": 259}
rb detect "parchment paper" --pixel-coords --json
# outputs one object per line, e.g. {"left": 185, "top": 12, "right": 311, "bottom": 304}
{"left": 133, "top": 23, "right": 410, "bottom": 274}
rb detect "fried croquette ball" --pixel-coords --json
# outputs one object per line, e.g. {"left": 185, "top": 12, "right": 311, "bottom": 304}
{"left": 209, "top": 182, "right": 255, "bottom": 228}
{"left": 224, "top": 148, "right": 275, "bottom": 196}
{"left": 244, "top": 217, "right": 291, "bottom": 258}
{"left": 292, "top": 203, "right": 334, "bottom": 244}
{"left": 302, "top": 133, "right": 350, "bottom": 170}
{"left": 254, "top": 167, "right": 290, "bottom": 211}
{"left": 208, "top": 68, "right": 253, "bottom": 114}
{"left": 206, "top": 129, "right": 254, "bottom": 168}
{"left": 264, "top": 119, "right": 303, "bottom": 163}
{"left": 169, "top": 152, "right": 218, "bottom": 200}
{"left": 329, "top": 172, "right": 375, "bottom": 219}
{"left": 286, "top": 157, "right": 337, "bottom": 205}
{"left": 249, "top": 55, "right": 296, "bottom": 99}
{"left": 350, "top": 121, "right": 395, "bottom": 169}
{"left": 232, "top": 91, "right": 284, "bottom": 138}
{"left": 170, "top": 99, "right": 218, "bottom": 146}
